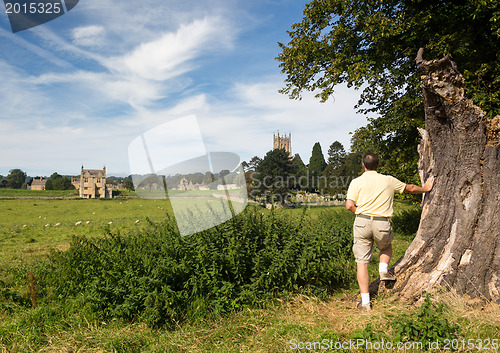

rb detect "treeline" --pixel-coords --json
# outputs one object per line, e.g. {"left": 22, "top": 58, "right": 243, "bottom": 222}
{"left": 243, "top": 140, "right": 363, "bottom": 202}
{"left": 0, "top": 169, "right": 32, "bottom": 189}
{"left": 0, "top": 169, "right": 134, "bottom": 191}
{"left": 0, "top": 169, "right": 77, "bottom": 190}
{"left": 131, "top": 169, "right": 243, "bottom": 191}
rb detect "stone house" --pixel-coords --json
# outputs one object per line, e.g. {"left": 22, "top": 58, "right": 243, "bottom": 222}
{"left": 29, "top": 177, "right": 46, "bottom": 190}
{"left": 72, "top": 166, "right": 113, "bottom": 198}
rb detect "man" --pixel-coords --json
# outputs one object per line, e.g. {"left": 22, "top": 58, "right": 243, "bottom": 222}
{"left": 346, "top": 153, "right": 434, "bottom": 311}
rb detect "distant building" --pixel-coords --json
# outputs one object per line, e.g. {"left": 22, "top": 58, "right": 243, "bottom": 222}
{"left": 273, "top": 132, "right": 292, "bottom": 157}
{"left": 217, "top": 184, "right": 239, "bottom": 190}
{"left": 72, "top": 166, "right": 113, "bottom": 198}
{"left": 177, "top": 178, "right": 205, "bottom": 191}
{"left": 29, "top": 177, "right": 46, "bottom": 190}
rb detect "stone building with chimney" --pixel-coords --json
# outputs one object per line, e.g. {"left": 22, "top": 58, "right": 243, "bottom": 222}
{"left": 29, "top": 177, "right": 47, "bottom": 190}
{"left": 72, "top": 166, "right": 113, "bottom": 198}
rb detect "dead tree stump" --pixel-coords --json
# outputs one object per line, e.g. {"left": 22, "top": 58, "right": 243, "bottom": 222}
{"left": 375, "top": 51, "right": 500, "bottom": 303}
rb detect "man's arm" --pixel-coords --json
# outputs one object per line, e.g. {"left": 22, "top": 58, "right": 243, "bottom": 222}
{"left": 346, "top": 199, "right": 357, "bottom": 213}
{"left": 404, "top": 176, "right": 435, "bottom": 194}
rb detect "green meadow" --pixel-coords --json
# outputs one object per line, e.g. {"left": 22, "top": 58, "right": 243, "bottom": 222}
{"left": 0, "top": 197, "right": 171, "bottom": 269}
{"left": 0, "top": 195, "right": 498, "bottom": 352}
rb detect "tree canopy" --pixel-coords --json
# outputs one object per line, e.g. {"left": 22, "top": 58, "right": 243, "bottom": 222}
{"left": 45, "top": 172, "right": 75, "bottom": 190}
{"left": 308, "top": 142, "right": 326, "bottom": 191}
{"left": 277, "top": 0, "right": 500, "bottom": 181}
{"left": 327, "top": 141, "right": 346, "bottom": 171}
{"left": 122, "top": 179, "right": 135, "bottom": 191}
{"left": 5, "top": 169, "right": 27, "bottom": 189}
{"left": 255, "top": 148, "right": 294, "bottom": 204}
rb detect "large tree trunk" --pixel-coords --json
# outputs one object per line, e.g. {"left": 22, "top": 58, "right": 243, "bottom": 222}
{"left": 377, "top": 51, "right": 500, "bottom": 303}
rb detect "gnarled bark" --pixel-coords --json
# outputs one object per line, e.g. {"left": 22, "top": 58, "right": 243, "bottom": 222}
{"left": 381, "top": 52, "right": 500, "bottom": 303}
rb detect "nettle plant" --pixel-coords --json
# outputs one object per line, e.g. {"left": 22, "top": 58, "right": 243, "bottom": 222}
{"left": 42, "top": 207, "right": 355, "bottom": 328}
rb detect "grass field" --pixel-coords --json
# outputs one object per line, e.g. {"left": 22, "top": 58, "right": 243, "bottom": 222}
{"left": 0, "top": 189, "right": 79, "bottom": 198}
{"left": 0, "top": 197, "right": 498, "bottom": 352}
{"left": 0, "top": 197, "right": 172, "bottom": 270}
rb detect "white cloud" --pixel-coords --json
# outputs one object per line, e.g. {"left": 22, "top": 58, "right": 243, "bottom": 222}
{"left": 193, "top": 78, "right": 368, "bottom": 163}
{"left": 104, "top": 16, "right": 233, "bottom": 81}
{"left": 0, "top": 60, "right": 52, "bottom": 118}
{"left": 24, "top": 16, "right": 234, "bottom": 110}
{"left": 72, "top": 25, "right": 106, "bottom": 47}
{"left": 0, "top": 28, "right": 72, "bottom": 68}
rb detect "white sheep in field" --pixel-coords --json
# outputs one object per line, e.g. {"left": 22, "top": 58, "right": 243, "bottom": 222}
{"left": 45, "top": 224, "right": 50, "bottom": 227}
{"left": 86, "top": 221, "right": 90, "bottom": 224}
{"left": 135, "top": 220, "right": 140, "bottom": 224}
{"left": 75, "top": 221, "right": 82, "bottom": 226}
{"left": 108, "top": 221, "right": 113, "bottom": 225}
{"left": 55, "top": 223, "right": 61, "bottom": 226}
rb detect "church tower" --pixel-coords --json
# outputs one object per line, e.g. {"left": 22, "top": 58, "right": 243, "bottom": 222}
{"left": 273, "top": 132, "right": 292, "bottom": 157}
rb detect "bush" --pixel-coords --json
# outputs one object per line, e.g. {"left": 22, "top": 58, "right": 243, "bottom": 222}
{"left": 41, "top": 207, "right": 355, "bottom": 328}
{"left": 392, "top": 208, "right": 421, "bottom": 235}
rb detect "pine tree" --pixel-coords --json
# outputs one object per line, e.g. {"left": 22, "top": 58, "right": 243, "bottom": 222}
{"left": 308, "top": 142, "right": 326, "bottom": 192}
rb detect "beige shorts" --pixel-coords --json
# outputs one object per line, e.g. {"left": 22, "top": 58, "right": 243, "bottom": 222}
{"left": 353, "top": 215, "right": 393, "bottom": 264}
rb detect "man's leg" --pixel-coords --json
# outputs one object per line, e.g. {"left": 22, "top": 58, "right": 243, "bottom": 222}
{"left": 357, "top": 262, "right": 371, "bottom": 309}
{"left": 353, "top": 217, "right": 373, "bottom": 309}
{"left": 373, "top": 219, "right": 396, "bottom": 280}
{"left": 379, "top": 243, "right": 392, "bottom": 266}
{"left": 357, "top": 262, "right": 370, "bottom": 294}
{"left": 379, "top": 243, "right": 396, "bottom": 280}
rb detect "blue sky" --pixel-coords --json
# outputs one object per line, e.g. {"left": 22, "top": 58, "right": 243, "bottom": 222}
{"left": 0, "top": 0, "right": 368, "bottom": 177}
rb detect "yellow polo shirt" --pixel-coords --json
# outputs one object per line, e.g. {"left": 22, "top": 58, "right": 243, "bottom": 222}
{"left": 346, "top": 171, "right": 406, "bottom": 217}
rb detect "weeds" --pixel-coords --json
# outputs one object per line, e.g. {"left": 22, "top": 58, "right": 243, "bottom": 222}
{"left": 42, "top": 207, "right": 355, "bottom": 328}
{"left": 26, "top": 272, "right": 38, "bottom": 307}
{"left": 391, "top": 294, "right": 461, "bottom": 345}
{"left": 351, "top": 294, "right": 462, "bottom": 350}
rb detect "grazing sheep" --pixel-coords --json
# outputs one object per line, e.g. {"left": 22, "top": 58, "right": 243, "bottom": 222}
{"left": 86, "top": 221, "right": 90, "bottom": 224}
{"left": 55, "top": 223, "right": 61, "bottom": 226}
{"left": 135, "top": 220, "right": 140, "bottom": 223}
{"left": 108, "top": 221, "right": 113, "bottom": 225}
{"left": 45, "top": 224, "right": 50, "bottom": 227}
{"left": 75, "top": 221, "right": 82, "bottom": 226}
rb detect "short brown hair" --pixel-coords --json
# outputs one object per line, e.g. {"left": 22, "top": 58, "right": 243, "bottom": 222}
{"left": 363, "top": 153, "right": 379, "bottom": 170}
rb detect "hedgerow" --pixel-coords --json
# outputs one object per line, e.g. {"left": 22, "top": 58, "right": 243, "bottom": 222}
{"left": 41, "top": 207, "right": 355, "bottom": 328}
